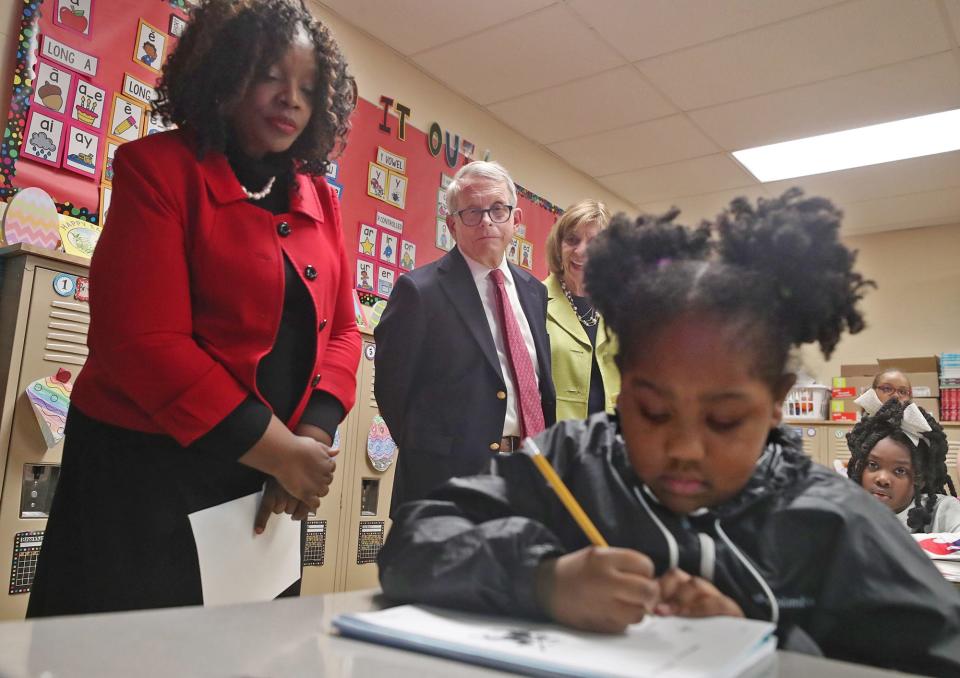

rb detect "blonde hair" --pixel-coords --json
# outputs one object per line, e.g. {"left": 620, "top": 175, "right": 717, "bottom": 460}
{"left": 546, "top": 199, "right": 611, "bottom": 276}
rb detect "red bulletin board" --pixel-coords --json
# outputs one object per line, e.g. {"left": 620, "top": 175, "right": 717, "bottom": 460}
{"left": 1, "top": 0, "right": 564, "bottom": 280}
{"left": 338, "top": 97, "right": 561, "bottom": 298}
{"left": 1, "top": 0, "right": 185, "bottom": 223}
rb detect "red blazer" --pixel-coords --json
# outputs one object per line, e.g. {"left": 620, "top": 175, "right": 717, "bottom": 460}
{"left": 72, "top": 130, "right": 361, "bottom": 446}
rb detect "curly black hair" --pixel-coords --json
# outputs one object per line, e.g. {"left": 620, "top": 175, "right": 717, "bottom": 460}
{"left": 153, "top": 0, "right": 354, "bottom": 175}
{"left": 846, "top": 399, "right": 955, "bottom": 532}
{"left": 584, "top": 188, "right": 874, "bottom": 387}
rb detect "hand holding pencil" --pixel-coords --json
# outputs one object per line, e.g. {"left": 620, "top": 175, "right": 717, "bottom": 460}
{"left": 523, "top": 437, "right": 745, "bottom": 633}
{"left": 520, "top": 438, "right": 608, "bottom": 547}
{"left": 523, "top": 438, "right": 658, "bottom": 633}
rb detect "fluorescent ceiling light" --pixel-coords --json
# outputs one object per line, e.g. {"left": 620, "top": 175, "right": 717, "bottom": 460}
{"left": 732, "top": 108, "right": 960, "bottom": 183}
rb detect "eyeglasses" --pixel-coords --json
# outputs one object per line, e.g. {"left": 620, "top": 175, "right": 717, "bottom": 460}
{"left": 455, "top": 204, "right": 515, "bottom": 227}
{"left": 876, "top": 384, "right": 911, "bottom": 398}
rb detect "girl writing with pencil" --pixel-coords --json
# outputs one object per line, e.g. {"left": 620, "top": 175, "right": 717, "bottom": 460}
{"left": 378, "top": 190, "right": 960, "bottom": 676}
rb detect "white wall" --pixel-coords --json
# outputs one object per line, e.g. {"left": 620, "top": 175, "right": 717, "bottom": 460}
{"left": 799, "top": 221, "right": 960, "bottom": 382}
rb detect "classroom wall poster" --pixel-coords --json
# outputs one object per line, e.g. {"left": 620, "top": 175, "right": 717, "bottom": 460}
{"left": 1, "top": 0, "right": 189, "bottom": 227}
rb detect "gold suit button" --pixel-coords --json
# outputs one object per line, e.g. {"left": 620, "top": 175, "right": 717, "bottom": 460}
{"left": 496, "top": 391, "right": 507, "bottom": 400}
{"left": 489, "top": 442, "right": 500, "bottom": 451}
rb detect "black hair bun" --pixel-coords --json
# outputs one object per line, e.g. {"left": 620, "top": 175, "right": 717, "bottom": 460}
{"left": 716, "top": 188, "right": 873, "bottom": 359}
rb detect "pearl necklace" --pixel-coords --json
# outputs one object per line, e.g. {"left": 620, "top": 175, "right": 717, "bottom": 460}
{"left": 559, "top": 277, "right": 600, "bottom": 327}
{"left": 241, "top": 175, "right": 276, "bottom": 201}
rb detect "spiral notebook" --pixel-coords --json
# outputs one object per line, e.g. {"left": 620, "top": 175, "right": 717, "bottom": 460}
{"left": 333, "top": 604, "right": 776, "bottom": 678}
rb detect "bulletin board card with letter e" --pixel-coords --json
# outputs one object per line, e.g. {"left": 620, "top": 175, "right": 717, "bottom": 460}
{"left": 0, "top": 0, "right": 185, "bottom": 226}
{"left": 337, "top": 96, "right": 564, "bottom": 309}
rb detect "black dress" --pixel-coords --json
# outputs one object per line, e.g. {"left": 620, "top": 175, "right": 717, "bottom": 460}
{"left": 27, "top": 148, "right": 342, "bottom": 616}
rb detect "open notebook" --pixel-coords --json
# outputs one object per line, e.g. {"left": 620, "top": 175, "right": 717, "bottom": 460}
{"left": 333, "top": 604, "right": 776, "bottom": 678}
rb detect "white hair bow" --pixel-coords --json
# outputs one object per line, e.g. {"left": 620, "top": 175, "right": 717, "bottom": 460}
{"left": 854, "top": 389, "right": 932, "bottom": 446}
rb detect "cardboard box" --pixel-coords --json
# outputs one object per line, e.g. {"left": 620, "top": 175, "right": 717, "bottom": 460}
{"left": 830, "top": 399, "right": 861, "bottom": 421}
{"left": 877, "top": 356, "right": 939, "bottom": 373}
{"left": 912, "top": 397, "right": 940, "bottom": 420}
{"left": 840, "top": 363, "right": 878, "bottom": 377}
{"left": 831, "top": 376, "right": 873, "bottom": 398}
{"left": 907, "top": 373, "right": 940, "bottom": 398}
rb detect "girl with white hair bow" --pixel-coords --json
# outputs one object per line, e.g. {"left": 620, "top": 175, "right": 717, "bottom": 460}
{"left": 847, "top": 392, "right": 960, "bottom": 533}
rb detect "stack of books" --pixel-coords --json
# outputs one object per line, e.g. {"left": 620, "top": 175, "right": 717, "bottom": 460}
{"left": 941, "top": 353, "right": 960, "bottom": 422}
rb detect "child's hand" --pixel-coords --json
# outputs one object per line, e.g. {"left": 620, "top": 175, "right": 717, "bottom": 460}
{"left": 535, "top": 547, "right": 659, "bottom": 633}
{"left": 655, "top": 568, "right": 744, "bottom": 618}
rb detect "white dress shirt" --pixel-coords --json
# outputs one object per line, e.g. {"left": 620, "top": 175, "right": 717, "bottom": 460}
{"left": 459, "top": 247, "right": 541, "bottom": 437}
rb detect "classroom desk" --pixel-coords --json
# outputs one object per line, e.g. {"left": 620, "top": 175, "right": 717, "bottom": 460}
{"left": 0, "top": 589, "right": 917, "bottom": 677}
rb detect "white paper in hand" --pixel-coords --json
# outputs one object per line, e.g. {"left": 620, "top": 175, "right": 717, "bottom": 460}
{"left": 187, "top": 486, "right": 300, "bottom": 606}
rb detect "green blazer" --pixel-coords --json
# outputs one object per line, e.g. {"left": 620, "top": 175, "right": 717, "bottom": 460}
{"left": 544, "top": 273, "right": 620, "bottom": 422}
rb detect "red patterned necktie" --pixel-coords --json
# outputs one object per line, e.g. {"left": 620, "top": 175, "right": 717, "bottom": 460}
{"left": 489, "top": 269, "right": 546, "bottom": 438}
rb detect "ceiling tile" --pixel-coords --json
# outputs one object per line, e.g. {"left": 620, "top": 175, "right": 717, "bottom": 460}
{"left": 690, "top": 52, "right": 960, "bottom": 150}
{"left": 634, "top": 185, "right": 772, "bottom": 224}
{"left": 318, "top": 0, "right": 555, "bottom": 55}
{"left": 548, "top": 115, "right": 720, "bottom": 177}
{"left": 597, "top": 154, "right": 758, "bottom": 204}
{"left": 841, "top": 187, "right": 960, "bottom": 235}
{"left": 765, "top": 151, "right": 960, "bottom": 208}
{"left": 636, "top": 0, "right": 950, "bottom": 110}
{"left": 411, "top": 5, "right": 624, "bottom": 105}
{"left": 568, "top": 0, "right": 844, "bottom": 62}
{"left": 486, "top": 67, "right": 677, "bottom": 144}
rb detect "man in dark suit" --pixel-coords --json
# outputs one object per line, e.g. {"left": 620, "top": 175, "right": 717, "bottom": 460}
{"left": 375, "top": 161, "right": 556, "bottom": 514}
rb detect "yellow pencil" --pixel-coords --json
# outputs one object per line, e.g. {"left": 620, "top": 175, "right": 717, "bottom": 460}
{"left": 520, "top": 438, "right": 608, "bottom": 547}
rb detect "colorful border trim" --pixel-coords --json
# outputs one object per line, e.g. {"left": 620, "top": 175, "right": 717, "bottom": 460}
{"left": 515, "top": 182, "right": 564, "bottom": 217}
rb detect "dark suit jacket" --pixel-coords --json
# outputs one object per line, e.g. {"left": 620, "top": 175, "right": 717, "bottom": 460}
{"left": 374, "top": 247, "right": 556, "bottom": 514}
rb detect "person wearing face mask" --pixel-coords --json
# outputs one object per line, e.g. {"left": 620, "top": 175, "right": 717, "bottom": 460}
{"left": 543, "top": 200, "right": 620, "bottom": 422}
{"left": 378, "top": 190, "right": 960, "bottom": 675}
{"left": 27, "top": 0, "right": 360, "bottom": 616}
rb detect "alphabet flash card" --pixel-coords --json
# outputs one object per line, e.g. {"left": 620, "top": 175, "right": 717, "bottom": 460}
{"left": 22, "top": 110, "right": 66, "bottom": 167}
{"left": 100, "top": 139, "right": 118, "bottom": 185}
{"left": 367, "top": 162, "right": 387, "bottom": 202}
{"left": 108, "top": 93, "right": 144, "bottom": 142}
{"left": 358, "top": 223, "right": 378, "bottom": 257}
{"left": 33, "top": 60, "right": 73, "bottom": 116}
{"left": 63, "top": 124, "right": 101, "bottom": 178}
{"left": 54, "top": 0, "right": 94, "bottom": 38}
{"left": 379, "top": 231, "right": 398, "bottom": 265}
{"left": 133, "top": 19, "right": 167, "bottom": 74}
{"left": 400, "top": 240, "right": 416, "bottom": 271}
{"left": 386, "top": 171, "right": 407, "bottom": 210}
{"left": 70, "top": 78, "right": 106, "bottom": 129}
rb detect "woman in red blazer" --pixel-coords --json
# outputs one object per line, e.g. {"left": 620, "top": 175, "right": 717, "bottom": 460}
{"left": 28, "top": 0, "right": 361, "bottom": 615}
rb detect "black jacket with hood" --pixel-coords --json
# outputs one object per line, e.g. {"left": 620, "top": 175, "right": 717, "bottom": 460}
{"left": 379, "top": 414, "right": 960, "bottom": 676}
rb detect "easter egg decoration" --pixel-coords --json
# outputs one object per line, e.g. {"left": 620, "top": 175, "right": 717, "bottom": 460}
{"left": 2, "top": 187, "right": 61, "bottom": 250}
{"left": 366, "top": 415, "right": 397, "bottom": 472}
{"left": 25, "top": 368, "right": 73, "bottom": 448}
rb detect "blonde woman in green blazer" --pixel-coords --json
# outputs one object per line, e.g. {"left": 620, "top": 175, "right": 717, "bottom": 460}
{"left": 544, "top": 200, "right": 620, "bottom": 422}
